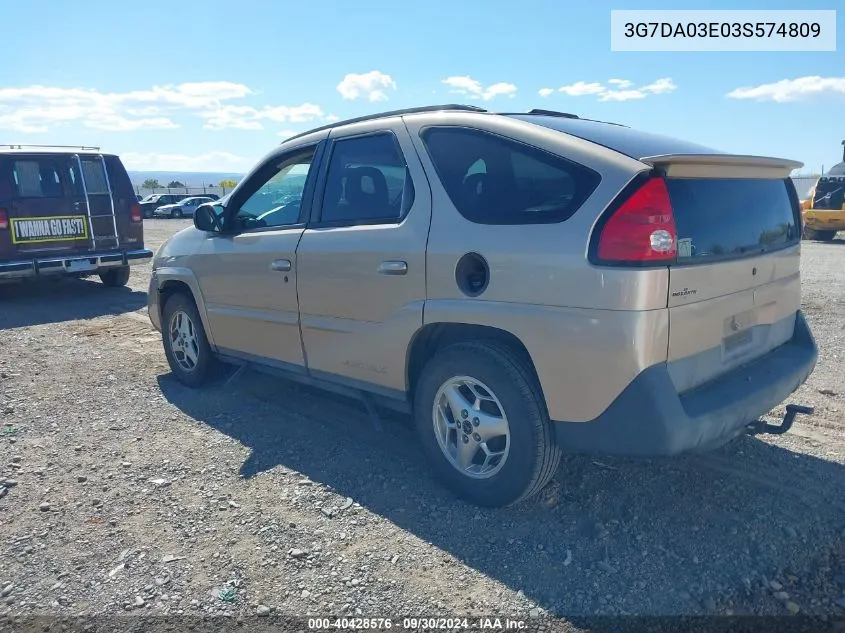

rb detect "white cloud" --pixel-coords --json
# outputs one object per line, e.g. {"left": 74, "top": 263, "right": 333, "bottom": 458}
{"left": 441, "top": 76, "right": 517, "bottom": 101}
{"left": 199, "top": 103, "right": 324, "bottom": 131}
{"left": 641, "top": 77, "right": 676, "bottom": 94}
{"left": 337, "top": 71, "right": 397, "bottom": 102}
{"left": 726, "top": 76, "right": 845, "bottom": 102}
{"left": 0, "top": 82, "right": 326, "bottom": 133}
{"left": 277, "top": 129, "right": 299, "bottom": 139}
{"left": 546, "top": 77, "right": 677, "bottom": 102}
{"left": 599, "top": 89, "right": 647, "bottom": 102}
{"left": 120, "top": 151, "right": 251, "bottom": 172}
{"left": 538, "top": 88, "right": 555, "bottom": 98}
{"left": 325, "top": 114, "right": 341, "bottom": 122}
{"left": 559, "top": 81, "right": 606, "bottom": 97}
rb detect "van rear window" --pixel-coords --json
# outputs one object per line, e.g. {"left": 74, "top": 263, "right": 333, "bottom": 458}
{"left": 11, "top": 159, "right": 63, "bottom": 198}
{"left": 668, "top": 178, "right": 799, "bottom": 263}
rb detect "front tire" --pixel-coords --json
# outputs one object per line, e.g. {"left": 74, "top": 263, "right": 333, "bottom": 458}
{"left": 171, "top": 208, "right": 183, "bottom": 219}
{"left": 161, "top": 293, "right": 218, "bottom": 388}
{"left": 99, "top": 265, "right": 130, "bottom": 287}
{"left": 413, "top": 340, "right": 561, "bottom": 507}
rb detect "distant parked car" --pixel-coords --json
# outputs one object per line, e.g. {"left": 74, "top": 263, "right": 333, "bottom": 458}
{"left": 139, "top": 193, "right": 189, "bottom": 218}
{"left": 154, "top": 196, "right": 215, "bottom": 218}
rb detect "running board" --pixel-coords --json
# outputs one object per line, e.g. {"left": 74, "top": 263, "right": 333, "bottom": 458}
{"left": 746, "top": 404, "right": 814, "bottom": 436}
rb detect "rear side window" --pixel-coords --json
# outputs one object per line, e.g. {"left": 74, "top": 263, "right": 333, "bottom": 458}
{"left": 11, "top": 159, "right": 64, "bottom": 197}
{"left": 668, "top": 178, "right": 799, "bottom": 262}
{"left": 421, "top": 127, "right": 600, "bottom": 225}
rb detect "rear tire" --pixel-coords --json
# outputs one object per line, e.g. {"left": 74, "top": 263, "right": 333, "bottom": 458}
{"left": 99, "top": 265, "right": 130, "bottom": 287}
{"left": 803, "top": 227, "right": 836, "bottom": 241}
{"left": 413, "top": 340, "right": 561, "bottom": 507}
{"left": 161, "top": 292, "right": 218, "bottom": 388}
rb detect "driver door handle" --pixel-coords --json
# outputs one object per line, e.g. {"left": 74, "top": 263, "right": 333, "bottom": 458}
{"left": 270, "top": 258, "right": 292, "bottom": 272}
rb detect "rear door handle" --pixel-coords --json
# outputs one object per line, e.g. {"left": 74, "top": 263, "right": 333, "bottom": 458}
{"left": 270, "top": 258, "right": 292, "bottom": 272}
{"left": 378, "top": 260, "right": 408, "bottom": 275}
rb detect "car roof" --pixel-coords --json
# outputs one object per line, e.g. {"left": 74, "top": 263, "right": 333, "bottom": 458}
{"left": 280, "top": 104, "right": 717, "bottom": 161}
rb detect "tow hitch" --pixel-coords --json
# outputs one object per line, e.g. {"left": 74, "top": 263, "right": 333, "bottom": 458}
{"left": 746, "top": 404, "right": 814, "bottom": 436}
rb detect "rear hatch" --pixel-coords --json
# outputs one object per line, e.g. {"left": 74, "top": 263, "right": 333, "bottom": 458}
{"left": 644, "top": 155, "right": 804, "bottom": 393}
{"left": 510, "top": 114, "right": 805, "bottom": 393}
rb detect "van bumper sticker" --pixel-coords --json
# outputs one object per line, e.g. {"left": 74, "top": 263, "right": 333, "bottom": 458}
{"left": 10, "top": 216, "right": 89, "bottom": 244}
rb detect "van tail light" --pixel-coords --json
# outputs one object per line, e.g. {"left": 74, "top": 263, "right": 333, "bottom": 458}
{"left": 130, "top": 202, "right": 142, "bottom": 223}
{"left": 596, "top": 176, "right": 677, "bottom": 264}
{"left": 0, "top": 208, "right": 8, "bottom": 230}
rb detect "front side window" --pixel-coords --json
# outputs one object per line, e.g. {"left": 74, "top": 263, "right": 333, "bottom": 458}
{"left": 319, "top": 132, "right": 414, "bottom": 224}
{"left": 234, "top": 149, "right": 315, "bottom": 230}
{"left": 421, "top": 127, "right": 601, "bottom": 225}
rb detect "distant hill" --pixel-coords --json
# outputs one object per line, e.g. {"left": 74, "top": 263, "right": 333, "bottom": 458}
{"left": 128, "top": 171, "right": 245, "bottom": 187}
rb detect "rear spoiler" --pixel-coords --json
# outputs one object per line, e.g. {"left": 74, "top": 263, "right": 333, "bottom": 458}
{"left": 639, "top": 154, "right": 803, "bottom": 179}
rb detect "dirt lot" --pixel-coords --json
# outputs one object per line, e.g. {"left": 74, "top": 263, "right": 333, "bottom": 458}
{"left": 1, "top": 220, "right": 844, "bottom": 627}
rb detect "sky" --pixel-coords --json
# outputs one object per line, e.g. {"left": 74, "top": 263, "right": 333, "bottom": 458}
{"left": 1, "top": 0, "right": 843, "bottom": 174}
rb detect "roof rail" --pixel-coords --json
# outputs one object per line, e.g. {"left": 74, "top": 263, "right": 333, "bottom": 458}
{"left": 526, "top": 109, "right": 580, "bottom": 118}
{"left": 1, "top": 143, "right": 101, "bottom": 151}
{"left": 284, "top": 104, "right": 487, "bottom": 143}
{"left": 502, "top": 109, "right": 630, "bottom": 128}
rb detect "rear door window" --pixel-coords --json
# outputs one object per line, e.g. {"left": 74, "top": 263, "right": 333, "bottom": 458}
{"left": 319, "top": 132, "right": 414, "bottom": 225}
{"left": 668, "top": 178, "right": 799, "bottom": 262}
{"left": 420, "top": 127, "right": 600, "bottom": 225}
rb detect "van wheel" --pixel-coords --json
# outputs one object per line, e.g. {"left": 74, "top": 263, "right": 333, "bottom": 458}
{"left": 171, "top": 208, "right": 182, "bottom": 219}
{"left": 161, "top": 293, "right": 218, "bottom": 388}
{"left": 413, "top": 340, "right": 560, "bottom": 507}
{"left": 99, "top": 265, "right": 130, "bottom": 287}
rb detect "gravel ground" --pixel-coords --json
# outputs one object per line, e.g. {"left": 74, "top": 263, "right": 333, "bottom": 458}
{"left": 1, "top": 220, "right": 843, "bottom": 628}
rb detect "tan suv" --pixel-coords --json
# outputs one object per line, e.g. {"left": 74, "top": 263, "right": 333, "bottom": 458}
{"left": 147, "top": 105, "right": 818, "bottom": 507}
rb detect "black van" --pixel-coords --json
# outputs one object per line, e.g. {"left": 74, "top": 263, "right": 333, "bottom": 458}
{"left": 0, "top": 145, "right": 152, "bottom": 286}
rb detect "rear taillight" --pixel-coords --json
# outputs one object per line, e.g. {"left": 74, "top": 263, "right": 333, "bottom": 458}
{"left": 596, "top": 176, "right": 677, "bottom": 264}
{"left": 0, "top": 208, "right": 8, "bottom": 230}
{"left": 130, "top": 202, "right": 142, "bottom": 223}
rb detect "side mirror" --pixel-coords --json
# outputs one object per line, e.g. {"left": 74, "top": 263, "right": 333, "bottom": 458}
{"left": 194, "top": 203, "right": 225, "bottom": 232}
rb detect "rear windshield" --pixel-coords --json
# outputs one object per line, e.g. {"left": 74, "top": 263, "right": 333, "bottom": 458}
{"left": 507, "top": 114, "right": 721, "bottom": 160}
{"left": 668, "top": 178, "right": 799, "bottom": 263}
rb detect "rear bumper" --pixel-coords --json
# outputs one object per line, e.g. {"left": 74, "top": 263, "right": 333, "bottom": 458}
{"left": 0, "top": 249, "right": 153, "bottom": 280}
{"left": 553, "top": 311, "right": 818, "bottom": 456}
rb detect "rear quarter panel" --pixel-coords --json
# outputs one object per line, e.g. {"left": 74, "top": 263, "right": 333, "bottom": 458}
{"left": 404, "top": 113, "right": 670, "bottom": 422}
